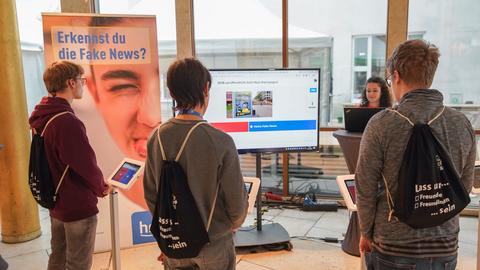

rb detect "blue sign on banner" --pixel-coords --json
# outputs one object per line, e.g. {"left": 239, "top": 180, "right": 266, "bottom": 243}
{"left": 131, "top": 211, "right": 156, "bottom": 245}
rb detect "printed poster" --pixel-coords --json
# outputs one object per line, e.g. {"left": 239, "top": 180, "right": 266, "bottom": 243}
{"left": 42, "top": 13, "right": 161, "bottom": 251}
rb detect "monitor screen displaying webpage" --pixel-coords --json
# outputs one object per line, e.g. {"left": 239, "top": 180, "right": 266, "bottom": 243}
{"left": 204, "top": 69, "right": 320, "bottom": 153}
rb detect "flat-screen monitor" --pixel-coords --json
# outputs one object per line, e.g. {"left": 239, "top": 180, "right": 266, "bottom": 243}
{"left": 204, "top": 69, "right": 320, "bottom": 153}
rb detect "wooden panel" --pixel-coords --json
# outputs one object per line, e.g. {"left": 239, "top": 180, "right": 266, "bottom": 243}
{"left": 60, "top": 0, "right": 97, "bottom": 13}
{"left": 175, "top": 0, "right": 195, "bottom": 58}
{"left": 386, "top": 0, "right": 409, "bottom": 63}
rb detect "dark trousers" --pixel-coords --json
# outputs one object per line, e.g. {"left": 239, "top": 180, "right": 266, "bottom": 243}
{"left": 47, "top": 215, "right": 97, "bottom": 270}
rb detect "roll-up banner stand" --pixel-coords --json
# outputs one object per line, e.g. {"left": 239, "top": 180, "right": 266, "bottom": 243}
{"left": 42, "top": 13, "right": 161, "bottom": 251}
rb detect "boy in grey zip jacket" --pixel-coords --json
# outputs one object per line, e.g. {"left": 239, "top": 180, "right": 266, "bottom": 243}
{"left": 355, "top": 40, "right": 475, "bottom": 268}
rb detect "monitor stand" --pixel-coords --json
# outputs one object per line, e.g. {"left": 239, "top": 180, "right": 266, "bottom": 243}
{"left": 234, "top": 153, "right": 292, "bottom": 251}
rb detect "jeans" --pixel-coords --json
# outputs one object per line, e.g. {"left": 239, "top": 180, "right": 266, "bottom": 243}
{"left": 163, "top": 234, "right": 236, "bottom": 270}
{"left": 47, "top": 215, "right": 97, "bottom": 270}
{"left": 365, "top": 249, "right": 457, "bottom": 270}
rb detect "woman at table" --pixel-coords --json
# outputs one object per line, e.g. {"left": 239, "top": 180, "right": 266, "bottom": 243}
{"left": 359, "top": 76, "right": 393, "bottom": 108}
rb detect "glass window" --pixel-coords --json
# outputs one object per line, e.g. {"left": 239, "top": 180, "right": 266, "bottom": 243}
{"left": 15, "top": 0, "right": 61, "bottom": 114}
{"left": 371, "top": 35, "right": 386, "bottom": 77}
{"left": 99, "top": 0, "right": 177, "bottom": 119}
{"left": 409, "top": 0, "right": 480, "bottom": 130}
{"left": 289, "top": 0, "right": 388, "bottom": 126}
{"left": 353, "top": 71, "right": 367, "bottom": 97}
{"left": 194, "top": 0, "right": 282, "bottom": 68}
{"left": 194, "top": 0, "right": 283, "bottom": 193}
{"left": 354, "top": 37, "right": 368, "bottom": 66}
{"left": 288, "top": 0, "right": 388, "bottom": 197}
{"left": 409, "top": 0, "right": 480, "bottom": 210}
{"left": 351, "top": 33, "right": 423, "bottom": 103}
{"left": 352, "top": 36, "right": 370, "bottom": 101}
{"left": 288, "top": 26, "right": 333, "bottom": 127}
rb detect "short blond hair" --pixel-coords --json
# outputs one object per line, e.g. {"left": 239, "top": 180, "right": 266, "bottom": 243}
{"left": 387, "top": 39, "right": 440, "bottom": 88}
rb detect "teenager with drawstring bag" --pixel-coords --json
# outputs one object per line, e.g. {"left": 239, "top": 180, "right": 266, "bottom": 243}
{"left": 144, "top": 58, "right": 248, "bottom": 269}
{"left": 150, "top": 121, "right": 216, "bottom": 259}
{"left": 29, "top": 61, "right": 110, "bottom": 270}
{"left": 355, "top": 40, "right": 475, "bottom": 269}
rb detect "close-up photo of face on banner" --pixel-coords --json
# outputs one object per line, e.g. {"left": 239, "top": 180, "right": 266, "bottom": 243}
{"left": 42, "top": 13, "right": 161, "bottom": 250}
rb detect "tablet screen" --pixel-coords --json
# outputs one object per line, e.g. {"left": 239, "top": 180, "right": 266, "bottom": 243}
{"left": 111, "top": 162, "right": 141, "bottom": 185}
{"left": 345, "top": 179, "right": 356, "bottom": 204}
{"left": 245, "top": 182, "right": 253, "bottom": 193}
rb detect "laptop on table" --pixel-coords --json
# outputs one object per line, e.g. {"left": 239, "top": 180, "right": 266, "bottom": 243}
{"left": 343, "top": 107, "right": 385, "bottom": 132}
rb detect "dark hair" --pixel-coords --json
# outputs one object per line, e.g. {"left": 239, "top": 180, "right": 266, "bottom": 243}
{"left": 360, "top": 76, "right": 392, "bottom": 108}
{"left": 43, "top": 61, "right": 84, "bottom": 95}
{"left": 386, "top": 39, "right": 440, "bottom": 88}
{"left": 167, "top": 58, "right": 211, "bottom": 110}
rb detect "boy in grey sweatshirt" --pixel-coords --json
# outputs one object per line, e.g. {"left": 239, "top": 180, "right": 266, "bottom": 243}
{"left": 144, "top": 58, "right": 248, "bottom": 270}
{"left": 355, "top": 40, "right": 475, "bottom": 269}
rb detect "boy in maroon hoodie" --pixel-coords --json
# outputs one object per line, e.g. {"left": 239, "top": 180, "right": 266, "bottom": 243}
{"left": 29, "top": 61, "right": 110, "bottom": 270}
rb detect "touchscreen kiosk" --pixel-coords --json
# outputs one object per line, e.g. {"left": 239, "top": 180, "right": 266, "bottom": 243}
{"left": 336, "top": 174, "right": 357, "bottom": 211}
{"left": 107, "top": 158, "right": 144, "bottom": 190}
{"left": 244, "top": 177, "right": 260, "bottom": 213}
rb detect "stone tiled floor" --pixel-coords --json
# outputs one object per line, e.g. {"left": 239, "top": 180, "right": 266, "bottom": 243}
{"left": 1, "top": 207, "right": 477, "bottom": 269}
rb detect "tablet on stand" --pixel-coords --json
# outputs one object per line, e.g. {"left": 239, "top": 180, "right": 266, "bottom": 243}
{"left": 107, "top": 158, "right": 144, "bottom": 270}
{"left": 336, "top": 174, "right": 357, "bottom": 211}
{"left": 244, "top": 177, "right": 260, "bottom": 214}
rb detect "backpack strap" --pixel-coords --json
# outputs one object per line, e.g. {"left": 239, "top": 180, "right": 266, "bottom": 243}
{"left": 40, "top": 111, "right": 73, "bottom": 136}
{"left": 387, "top": 109, "right": 414, "bottom": 126}
{"left": 387, "top": 106, "right": 445, "bottom": 126}
{"left": 156, "top": 122, "right": 206, "bottom": 161}
{"left": 427, "top": 106, "right": 445, "bottom": 125}
{"left": 381, "top": 174, "right": 397, "bottom": 222}
{"left": 156, "top": 127, "right": 168, "bottom": 161}
{"left": 40, "top": 111, "right": 73, "bottom": 200}
{"left": 175, "top": 122, "right": 206, "bottom": 162}
{"left": 206, "top": 183, "right": 220, "bottom": 232}
{"left": 54, "top": 164, "right": 69, "bottom": 202}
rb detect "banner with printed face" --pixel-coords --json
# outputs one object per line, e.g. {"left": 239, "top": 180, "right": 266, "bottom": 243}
{"left": 42, "top": 13, "right": 160, "bottom": 251}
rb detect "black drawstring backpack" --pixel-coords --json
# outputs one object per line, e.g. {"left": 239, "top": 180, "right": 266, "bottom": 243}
{"left": 382, "top": 107, "right": 470, "bottom": 229}
{"left": 29, "top": 111, "right": 71, "bottom": 209}
{"left": 150, "top": 122, "right": 219, "bottom": 259}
